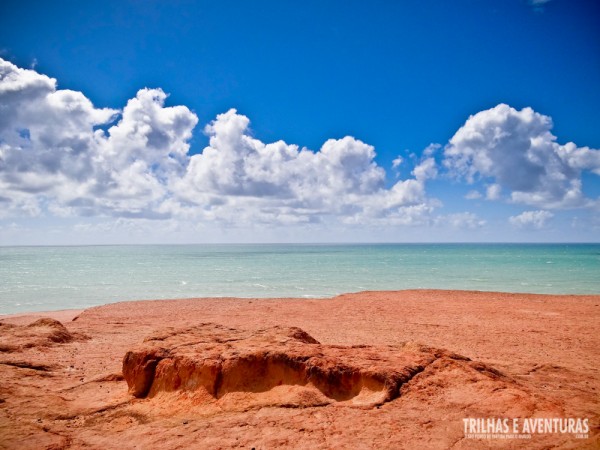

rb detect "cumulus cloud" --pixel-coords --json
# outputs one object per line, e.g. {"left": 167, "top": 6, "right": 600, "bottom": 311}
{"left": 0, "top": 58, "right": 438, "bottom": 228}
{"left": 0, "top": 58, "right": 198, "bottom": 219}
{"left": 10, "top": 59, "right": 597, "bottom": 239}
{"left": 180, "top": 109, "right": 384, "bottom": 201}
{"left": 89, "top": 88, "right": 198, "bottom": 217}
{"left": 509, "top": 210, "right": 554, "bottom": 229}
{"left": 444, "top": 104, "right": 600, "bottom": 209}
{"left": 173, "top": 109, "right": 437, "bottom": 225}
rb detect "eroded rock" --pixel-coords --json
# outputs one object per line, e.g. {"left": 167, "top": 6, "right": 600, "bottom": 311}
{"left": 0, "top": 318, "right": 88, "bottom": 353}
{"left": 2, "top": 291, "right": 597, "bottom": 449}
{"left": 123, "top": 323, "right": 475, "bottom": 409}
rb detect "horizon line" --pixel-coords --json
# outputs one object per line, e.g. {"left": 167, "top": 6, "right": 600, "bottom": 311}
{"left": 1, "top": 241, "right": 599, "bottom": 248}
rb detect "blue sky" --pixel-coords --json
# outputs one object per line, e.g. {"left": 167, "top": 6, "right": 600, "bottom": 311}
{"left": 0, "top": 0, "right": 599, "bottom": 243}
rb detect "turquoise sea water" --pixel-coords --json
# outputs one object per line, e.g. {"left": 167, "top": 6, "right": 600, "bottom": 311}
{"left": 0, "top": 244, "right": 599, "bottom": 314}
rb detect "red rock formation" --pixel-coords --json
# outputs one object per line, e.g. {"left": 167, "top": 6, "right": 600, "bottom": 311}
{"left": 0, "top": 291, "right": 598, "bottom": 449}
{"left": 122, "top": 323, "right": 510, "bottom": 411}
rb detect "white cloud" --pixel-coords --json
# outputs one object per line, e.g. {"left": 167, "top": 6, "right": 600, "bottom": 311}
{"left": 465, "top": 190, "right": 482, "bottom": 200}
{"left": 436, "top": 212, "right": 486, "bottom": 229}
{"left": 423, "top": 143, "right": 441, "bottom": 157}
{"left": 89, "top": 88, "right": 199, "bottom": 217}
{"left": 174, "top": 109, "right": 438, "bottom": 225}
{"left": 180, "top": 109, "right": 384, "bottom": 201}
{"left": 485, "top": 183, "right": 501, "bottom": 200}
{"left": 0, "top": 58, "right": 198, "bottom": 219}
{"left": 392, "top": 156, "right": 403, "bottom": 169}
{"left": 444, "top": 103, "right": 600, "bottom": 209}
{"left": 509, "top": 210, "right": 554, "bottom": 229}
{"left": 7, "top": 59, "right": 596, "bottom": 242}
{"left": 0, "top": 58, "right": 438, "bottom": 229}
{"left": 412, "top": 157, "right": 437, "bottom": 182}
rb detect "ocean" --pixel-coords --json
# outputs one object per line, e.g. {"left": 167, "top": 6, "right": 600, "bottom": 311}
{"left": 1, "top": 243, "right": 599, "bottom": 314}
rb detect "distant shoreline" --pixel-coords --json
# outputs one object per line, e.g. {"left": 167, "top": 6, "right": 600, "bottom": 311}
{"left": 2, "top": 288, "right": 599, "bottom": 321}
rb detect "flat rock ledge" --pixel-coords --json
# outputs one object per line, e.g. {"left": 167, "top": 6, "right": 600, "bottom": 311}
{"left": 123, "top": 323, "right": 492, "bottom": 410}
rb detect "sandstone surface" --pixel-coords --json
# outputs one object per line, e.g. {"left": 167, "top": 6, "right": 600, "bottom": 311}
{"left": 0, "top": 290, "right": 598, "bottom": 449}
{"left": 123, "top": 323, "right": 480, "bottom": 409}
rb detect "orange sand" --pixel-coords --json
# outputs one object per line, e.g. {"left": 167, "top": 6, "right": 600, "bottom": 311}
{"left": 0, "top": 290, "right": 598, "bottom": 449}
